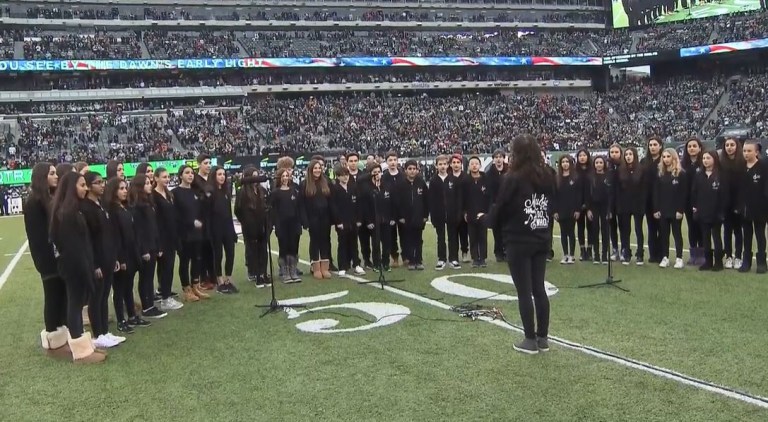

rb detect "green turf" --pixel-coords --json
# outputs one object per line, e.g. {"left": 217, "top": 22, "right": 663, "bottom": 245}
{"left": 611, "top": 0, "right": 762, "bottom": 29}
{"left": 0, "top": 214, "right": 767, "bottom": 420}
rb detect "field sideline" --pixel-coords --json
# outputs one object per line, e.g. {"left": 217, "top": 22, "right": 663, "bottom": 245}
{"left": 0, "top": 214, "right": 767, "bottom": 420}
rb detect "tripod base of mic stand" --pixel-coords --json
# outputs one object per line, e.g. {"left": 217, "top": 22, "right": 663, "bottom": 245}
{"left": 578, "top": 277, "right": 629, "bottom": 292}
{"left": 357, "top": 267, "right": 405, "bottom": 290}
{"left": 255, "top": 298, "right": 307, "bottom": 318}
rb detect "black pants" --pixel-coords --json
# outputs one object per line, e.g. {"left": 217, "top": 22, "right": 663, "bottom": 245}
{"left": 701, "top": 222, "right": 723, "bottom": 258}
{"left": 458, "top": 220, "right": 469, "bottom": 254}
{"left": 276, "top": 221, "right": 300, "bottom": 256}
{"left": 646, "top": 209, "right": 662, "bottom": 261}
{"left": 446, "top": 221, "right": 462, "bottom": 262}
{"left": 137, "top": 256, "right": 157, "bottom": 311}
{"left": 723, "top": 212, "right": 743, "bottom": 259}
{"left": 213, "top": 236, "right": 236, "bottom": 277}
{"left": 200, "top": 239, "right": 215, "bottom": 282}
{"left": 113, "top": 267, "right": 137, "bottom": 323}
{"left": 61, "top": 273, "right": 91, "bottom": 339}
{"left": 390, "top": 223, "right": 400, "bottom": 259}
{"left": 492, "top": 220, "right": 504, "bottom": 259}
{"left": 590, "top": 210, "right": 610, "bottom": 258}
{"left": 336, "top": 226, "right": 359, "bottom": 271}
{"left": 401, "top": 225, "right": 425, "bottom": 264}
{"left": 609, "top": 213, "right": 619, "bottom": 251}
{"left": 88, "top": 269, "right": 113, "bottom": 337}
{"left": 686, "top": 210, "right": 703, "bottom": 249}
{"left": 506, "top": 242, "right": 550, "bottom": 340}
{"left": 178, "top": 240, "right": 201, "bottom": 287}
{"left": 659, "top": 217, "right": 684, "bottom": 259}
{"left": 308, "top": 222, "right": 332, "bottom": 261}
{"left": 467, "top": 220, "right": 487, "bottom": 262}
{"left": 742, "top": 219, "right": 766, "bottom": 257}
{"left": 577, "top": 212, "right": 594, "bottom": 249}
{"left": 434, "top": 221, "right": 448, "bottom": 262}
{"left": 372, "top": 222, "right": 392, "bottom": 268}
{"left": 558, "top": 217, "right": 576, "bottom": 256}
{"left": 244, "top": 237, "right": 268, "bottom": 276}
{"left": 42, "top": 276, "right": 68, "bottom": 332}
{"left": 156, "top": 247, "right": 176, "bottom": 298}
{"left": 358, "top": 226, "right": 372, "bottom": 265}
{"left": 619, "top": 213, "right": 645, "bottom": 259}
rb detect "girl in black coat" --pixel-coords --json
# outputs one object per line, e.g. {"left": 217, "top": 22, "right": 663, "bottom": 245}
{"left": 129, "top": 174, "right": 166, "bottom": 319}
{"left": 300, "top": 160, "right": 333, "bottom": 279}
{"left": 553, "top": 155, "right": 582, "bottom": 265}
{"left": 616, "top": 147, "right": 646, "bottom": 265}
{"left": 209, "top": 166, "right": 239, "bottom": 293}
{"left": 587, "top": 156, "right": 612, "bottom": 264}
{"left": 641, "top": 137, "right": 663, "bottom": 263}
{"left": 574, "top": 149, "right": 593, "bottom": 261}
{"left": 24, "top": 162, "right": 69, "bottom": 357}
{"left": 682, "top": 137, "right": 704, "bottom": 265}
{"left": 153, "top": 168, "right": 185, "bottom": 307}
{"left": 737, "top": 141, "right": 768, "bottom": 273}
{"left": 331, "top": 166, "right": 362, "bottom": 277}
{"left": 81, "top": 171, "right": 123, "bottom": 348}
{"left": 105, "top": 178, "right": 148, "bottom": 333}
{"left": 719, "top": 138, "right": 745, "bottom": 270}
{"left": 692, "top": 151, "right": 728, "bottom": 271}
{"left": 49, "top": 172, "right": 105, "bottom": 363}
{"left": 236, "top": 166, "right": 275, "bottom": 286}
{"left": 462, "top": 157, "right": 490, "bottom": 268}
{"left": 607, "top": 144, "right": 623, "bottom": 257}
{"left": 173, "top": 165, "right": 210, "bottom": 300}
{"left": 361, "top": 163, "right": 396, "bottom": 273}
{"left": 653, "top": 148, "right": 686, "bottom": 269}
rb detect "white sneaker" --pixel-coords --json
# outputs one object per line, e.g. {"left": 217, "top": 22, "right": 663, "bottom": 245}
{"left": 450, "top": 261, "right": 461, "bottom": 269}
{"left": 435, "top": 261, "right": 446, "bottom": 270}
{"left": 659, "top": 257, "right": 669, "bottom": 268}
{"left": 338, "top": 270, "right": 347, "bottom": 276}
{"left": 461, "top": 253, "right": 470, "bottom": 263}
{"left": 105, "top": 332, "right": 126, "bottom": 344}
{"left": 674, "top": 258, "right": 684, "bottom": 269}
{"left": 724, "top": 257, "right": 733, "bottom": 269}
{"left": 560, "top": 257, "right": 568, "bottom": 264}
{"left": 160, "top": 298, "right": 183, "bottom": 311}
{"left": 734, "top": 258, "right": 743, "bottom": 269}
{"left": 354, "top": 266, "right": 366, "bottom": 275}
{"left": 94, "top": 334, "right": 120, "bottom": 349}
{"left": 567, "top": 256, "right": 575, "bottom": 264}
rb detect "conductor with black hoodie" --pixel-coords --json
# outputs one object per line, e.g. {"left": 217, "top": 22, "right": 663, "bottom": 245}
{"left": 395, "top": 160, "right": 429, "bottom": 270}
{"left": 488, "top": 134, "right": 555, "bottom": 355}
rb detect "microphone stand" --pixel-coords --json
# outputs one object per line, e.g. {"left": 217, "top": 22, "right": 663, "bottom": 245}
{"left": 578, "top": 214, "right": 628, "bottom": 292}
{"left": 359, "top": 182, "right": 404, "bottom": 289}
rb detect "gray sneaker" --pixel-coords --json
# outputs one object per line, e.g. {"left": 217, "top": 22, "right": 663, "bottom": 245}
{"left": 537, "top": 336, "right": 550, "bottom": 352}
{"left": 513, "top": 338, "right": 539, "bottom": 355}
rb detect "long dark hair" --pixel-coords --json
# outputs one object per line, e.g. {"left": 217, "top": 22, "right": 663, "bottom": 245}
{"left": 507, "top": 134, "right": 553, "bottom": 189}
{"left": 26, "top": 162, "right": 55, "bottom": 209}
{"left": 129, "top": 174, "right": 151, "bottom": 206}
{"left": 682, "top": 137, "right": 704, "bottom": 169}
{"left": 719, "top": 137, "right": 745, "bottom": 172}
{"left": 304, "top": 160, "right": 330, "bottom": 197}
{"left": 50, "top": 172, "right": 84, "bottom": 236}
{"left": 104, "top": 177, "right": 127, "bottom": 213}
{"left": 619, "top": 147, "right": 643, "bottom": 184}
{"left": 106, "top": 160, "right": 123, "bottom": 180}
{"left": 240, "top": 166, "right": 266, "bottom": 210}
{"left": 153, "top": 167, "right": 174, "bottom": 203}
{"left": 209, "top": 166, "right": 231, "bottom": 199}
{"left": 556, "top": 155, "right": 576, "bottom": 188}
{"left": 702, "top": 150, "right": 721, "bottom": 177}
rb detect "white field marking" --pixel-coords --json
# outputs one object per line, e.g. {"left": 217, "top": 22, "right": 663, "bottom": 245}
{"left": 0, "top": 240, "right": 29, "bottom": 291}
{"left": 280, "top": 290, "right": 349, "bottom": 306}
{"left": 4, "top": 252, "right": 29, "bottom": 257}
{"left": 271, "top": 249, "right": 768, "bottom": 409}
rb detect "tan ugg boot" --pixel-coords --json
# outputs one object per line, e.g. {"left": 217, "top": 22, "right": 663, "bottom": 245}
{"left": 68, "top": 332, "right": 106, "bottom": 364}
{"left": 311, "top": 261, "right": 323, "bottom": 279}
{"left": 192, "top": 283, "right": 210, "bottom": 299}
{"left": 41, "top": 328, "right": 70, "bottom": 360}
{"left": 183, "top": 286, "right": 200, "bottom": 302}
{"left": 320, "top": 260, "right": 332, "bottom": 279}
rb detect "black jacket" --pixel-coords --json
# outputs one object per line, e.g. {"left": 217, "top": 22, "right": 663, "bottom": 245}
{"left": 51, "top": 209, "right": 95, "bottom": 293}
{"left": 23, "top": 196, "right": 57, "bottom": 280}
{"left": 654, "top": 171, "right": 687, "bottom": 219}
{"left": 298, "top": 180, "right": 332, "bottom": 229}
{"left": 641, "top": 155, "right": 661, "bottom": 211}
{"left": 462, "top": 173, "right": 492, "bottom": 223}
{"left": 616, "top": 166, "right": 646, "bottom": 215}
{"left": 80, "top": 199, "right": 118, "bottom": 272}
{"left": 588, "top": 172, "right": 613, "bottom": 216}
{"left": 330, "top": 182, "right": 360, "bottom": 228}
{"left": 738, "top": 160, "right": 768, "bottom": 220}
{"left": 152, "top": 190, "right": 178, "bottom": 254}
{"left": 691, "top": 171, "right": 729, "bottom": 224}
{"left": 132, "top": 202, "right": 159, "bottom": 255}
{"left": 360, "top": 180, "right": 394, "bottom": 226}
{"left": 488, "top": 173, "right": 555, "bottom": 246}
{"left": 173, "top": 186, "right": 205, "bottom": 243}
{"left": 395, "top": 176, "right": 429, "bottom": 228}
{"left": 210, "top": 187, "right": 237, "bottom": 243}
{"left": 486, "top": 164, "right": 508, "bottom": 204}
{"left": 553, "top": 174, "right": 583, "bottom": 218}
{"left": 113, "top": 205, "right": 140, "bottom": 270}
{"left": 427, "top": 173, "right": 452, "bottom": 225}
{"left": 235, "top": 184, "right": 271, "bottom": 240}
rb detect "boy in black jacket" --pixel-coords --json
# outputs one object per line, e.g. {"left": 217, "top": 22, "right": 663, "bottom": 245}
{"left": 428, "top": 155, "right": 452, "bottom": 270}
{"left": 463, "top": 156, "right": 492, "bottom": 267}
{"left": 486, "top": 150, "right": 508, "bottom": 262}
{"left": 382, "top": 151, "right": 405, "bottom": 267}
{"left": 448, "top": 154, "right": 468, "bottom": 267}
{"left": 396, "top": 160, "right": 429, "bottom": 270}
{"left": 331, "top": 166, "right": 365, "bottom": 276}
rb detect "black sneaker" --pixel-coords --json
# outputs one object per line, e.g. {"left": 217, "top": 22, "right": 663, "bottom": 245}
{"left": 227, "top": 282, "right": 239, "bottom": 293}
{"left": 480, "top": 260, "right": 487, "bottom": 268}
{"left": 255, "top": 276, "right": 266, "bottom": 288}
{"left": 170, "top": 291, "right": 179, "bottom": 298}
{"left": 536, "top": 336, "right": 550, "bottom": 352}
{"left": 217, "top": 284, "right": 233, "bottom": 294}
{"left": 117, "top": 321, "right": 135, "bottom": 334}
{"left": 513, "top": 338, "right": 539, "bottom": 355}
{"left": 142, "top": 307, "right": 167, "bottom": 319}
{"left": 128, "top": 316, "right": 152, "bottom": 327}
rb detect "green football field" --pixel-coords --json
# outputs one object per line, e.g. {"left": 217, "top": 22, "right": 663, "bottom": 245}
{"left": 1, "top": 214, "right": 768, "bottom": 420}
{"left": 612, "top": 0, "right": 762, "bottom": 29}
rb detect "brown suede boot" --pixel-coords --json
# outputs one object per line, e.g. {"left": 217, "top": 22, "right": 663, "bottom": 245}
{"left": 192, "top": 283, "right": 210, "bottom": 299}
{"left": 321, "top": 260, "right": 332, "bottom": 279}
{"left": 41, "top": 327, "right": 70, "bottom": 360}
{"left": 183, "top": 286, "right": 200, "bottom": 302}
{"left": 68, "top": 332, "right": 106, "bottom": 364}
{"left": 311, "top": 261, "right": 323, "bottom": 279}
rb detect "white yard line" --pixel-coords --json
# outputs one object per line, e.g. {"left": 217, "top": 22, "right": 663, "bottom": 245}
{"left": 0, "top": 241, "right": 29, "bottom": 291}
{"left": 265, "top": 246, "right": 768, "bottom": 409}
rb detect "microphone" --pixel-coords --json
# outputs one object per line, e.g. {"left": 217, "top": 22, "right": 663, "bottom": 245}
{"left": 241, "top": 175, "right": 269, "bottom": 184}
